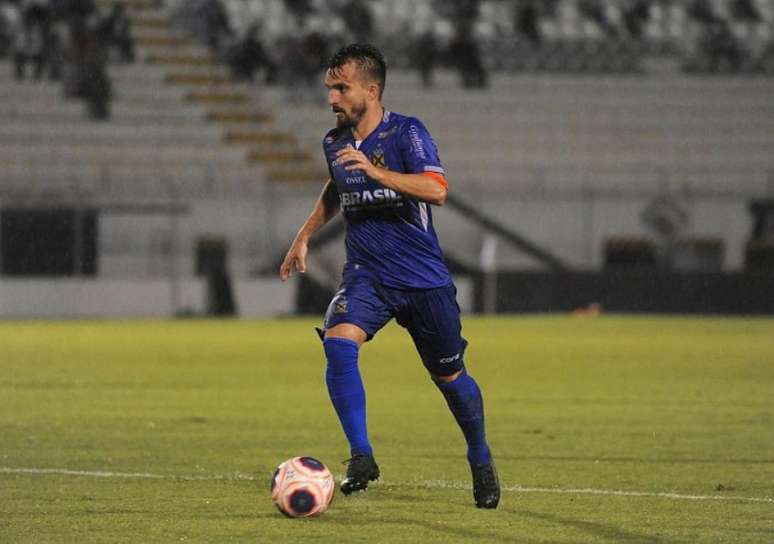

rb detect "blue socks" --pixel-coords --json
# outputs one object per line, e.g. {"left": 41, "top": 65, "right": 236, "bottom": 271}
{"left": 435, "top": 370, "right": 491, "bottom": 466}
{"left": 324, "top": 337, "right": 372, "bottom": 457}
{"left": 324, "top": 337, "right": 489, "bottom": 465}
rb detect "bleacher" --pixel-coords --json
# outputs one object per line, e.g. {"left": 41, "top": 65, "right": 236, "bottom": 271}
{"left": 216, "top": 0, "right": 774, "bottom": 74}
{"left": 259, "top": 65, "right": 773, "bottom": 269}
{"left": 1, "top": 0, "right": 773, "bottom": 278}
{"left": 0, "top": 0, "right": 317, "bottom": 279}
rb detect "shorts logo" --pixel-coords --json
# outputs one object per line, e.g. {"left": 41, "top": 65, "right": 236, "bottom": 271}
{"left": 439, "top": 353, "right": 460, "bottom": 364}
{"left": 333, "top": 297, "right": 348, "bottom": 314}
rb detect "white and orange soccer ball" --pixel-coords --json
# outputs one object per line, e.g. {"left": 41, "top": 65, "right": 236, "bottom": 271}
{"left": 271, "top": 456, "right": 335, "bottom": 517}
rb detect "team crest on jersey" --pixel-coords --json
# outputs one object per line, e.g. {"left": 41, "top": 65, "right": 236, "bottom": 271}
{"left": 371, "top": 148, "right": 386, "bottom": 169}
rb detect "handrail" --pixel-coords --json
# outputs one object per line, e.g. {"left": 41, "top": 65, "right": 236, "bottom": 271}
{"left": 444, "top": 192, "right": 568, "bottom": 271}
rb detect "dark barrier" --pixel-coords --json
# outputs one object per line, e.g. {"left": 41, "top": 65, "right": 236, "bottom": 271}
{"left": 475, "top": 271, "right": 774, "bottom": 315}
{"left": 1, "top": 208, "right": 97, "bottom": 276}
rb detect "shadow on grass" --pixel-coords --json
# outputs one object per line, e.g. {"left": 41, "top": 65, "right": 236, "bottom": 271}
{"left": 504, "top": 507, "right": 682, "bottom": 544}
{"left": 362, "top": 517, "right": 540, "bottom": 544}
{"left": 417, "top": 453, "right": 774, "bottom": 465}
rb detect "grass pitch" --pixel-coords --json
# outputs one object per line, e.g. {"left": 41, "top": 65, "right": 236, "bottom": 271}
{"left": 1, "top": 315, "right": 773, "bottom": 543}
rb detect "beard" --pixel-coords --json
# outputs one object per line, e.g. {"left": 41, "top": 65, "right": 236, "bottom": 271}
{"left": 334, "top": 101, "right": 367, "bottom": 129}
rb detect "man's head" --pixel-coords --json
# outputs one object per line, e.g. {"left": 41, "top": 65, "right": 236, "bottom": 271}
{"left": 325, "top": 44, "right": 387, "bottom": 130}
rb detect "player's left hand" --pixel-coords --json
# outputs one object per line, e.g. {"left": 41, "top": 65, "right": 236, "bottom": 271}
{"left": 336, "top": 144, "right": 383, "bottom": 181}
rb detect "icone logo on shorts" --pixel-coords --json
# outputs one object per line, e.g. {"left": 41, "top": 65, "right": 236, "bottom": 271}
{"left": 439, "top": 353, "right": 461, "bottom": 364}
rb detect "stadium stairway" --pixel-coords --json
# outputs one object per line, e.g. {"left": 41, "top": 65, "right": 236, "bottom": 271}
{"left": 0, "top": 0, "right": 329, "bottom": 194}
{"left": 0, "top": 0, "right": 336, "bottom": 279}
{"left": 109, "top": 0, "right": 327, "bottom": 185}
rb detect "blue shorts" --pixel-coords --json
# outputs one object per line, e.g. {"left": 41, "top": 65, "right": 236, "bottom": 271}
{"left": 322, "top": 267, "right": 467, "bottom": 377}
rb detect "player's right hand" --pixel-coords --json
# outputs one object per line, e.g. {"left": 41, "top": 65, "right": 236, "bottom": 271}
{"left": 279, "top": 240, "right": 308, "bottom": 281}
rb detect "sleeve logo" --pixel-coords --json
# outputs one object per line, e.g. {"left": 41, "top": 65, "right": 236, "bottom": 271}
{"left": 407, "top": 125, "right": 427, "bottom": 160}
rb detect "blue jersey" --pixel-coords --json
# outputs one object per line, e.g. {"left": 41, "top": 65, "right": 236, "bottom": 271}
{"left": 323, "top": 110, "right": 451, "bottom": 289}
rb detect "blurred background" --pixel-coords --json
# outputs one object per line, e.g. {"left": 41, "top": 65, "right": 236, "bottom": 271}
{"left": 0, "top": 0, "right": 772, "bottom": 318}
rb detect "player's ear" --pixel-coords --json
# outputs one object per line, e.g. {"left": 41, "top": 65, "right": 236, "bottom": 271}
{"left": 368, "top": 82, "right": 380, "bottom": 101}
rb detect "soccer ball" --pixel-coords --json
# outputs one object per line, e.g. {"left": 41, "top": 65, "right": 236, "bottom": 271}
{"left": 271, "top": 456, "right": 335, "bottom": 517}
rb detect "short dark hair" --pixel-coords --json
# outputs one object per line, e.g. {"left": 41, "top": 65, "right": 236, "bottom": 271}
{"left": 327, "top": 43, "right": 387, "bottom": 99}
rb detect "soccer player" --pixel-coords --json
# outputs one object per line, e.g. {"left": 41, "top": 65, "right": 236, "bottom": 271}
{"left": 279, "top": 44, "right": 500, "bottom": 509}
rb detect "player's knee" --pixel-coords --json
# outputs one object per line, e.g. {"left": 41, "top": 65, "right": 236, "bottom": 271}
{"left": 430, "top": 368, "right": 464, "bottom": 384}
{"left": 324, "top": 323, "right": 367, "bottom": 346}
{"left": 323, "top": 336, "right": 360, "bottom": 376}
{"left": 425, "top": 342, "right": 467, "bottom": 383}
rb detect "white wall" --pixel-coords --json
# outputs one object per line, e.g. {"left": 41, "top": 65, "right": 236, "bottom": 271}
{"left": 0, "top": 275, "right": 472, "bottom": 318}
{"left": 0, "top": 278, "right": 297, "bottom": 318}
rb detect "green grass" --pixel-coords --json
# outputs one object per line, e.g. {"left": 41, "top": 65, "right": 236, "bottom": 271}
{"left": 1, "top": 316, "right": 773, "bottom": 543}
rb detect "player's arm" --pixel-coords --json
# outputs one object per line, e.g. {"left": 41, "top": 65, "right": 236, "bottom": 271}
{"left": 279, "top": 179, "right": 340, "bottom": 281}
{"left": 336, "top": 145, "right": 448, "bottom": 206}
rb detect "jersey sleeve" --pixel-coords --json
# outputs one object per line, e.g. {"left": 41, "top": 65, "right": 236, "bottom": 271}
{"left": 397, "top": 118, "right": 446, "bottom": 179}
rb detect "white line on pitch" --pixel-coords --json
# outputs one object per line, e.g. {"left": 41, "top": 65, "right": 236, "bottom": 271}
{"left": 0, "top": 467, "right": 253, "bottom": 482}
{"left": 2, "top": 467, "right": 773, "bottom": 504}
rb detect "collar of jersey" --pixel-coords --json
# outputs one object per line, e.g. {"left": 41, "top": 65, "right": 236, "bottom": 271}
{"left": 346, "top": 110, "right": 391, "bottom": 150}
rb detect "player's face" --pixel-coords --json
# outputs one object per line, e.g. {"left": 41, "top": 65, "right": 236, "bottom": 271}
{"left": 325, "top": 61, "right": 369, "bottom": 130}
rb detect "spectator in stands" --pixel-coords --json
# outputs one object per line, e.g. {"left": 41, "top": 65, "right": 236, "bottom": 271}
{"left": 284, "top": 0, "right": 312, "bottom": 27}
{"left": 0, "top": 1, "right": 13, "bottom": 58}
{"left": 413, "top": 27, "right": 439, "bottom": 88}
{"left": 541, "top": 0, "right": 562, "bottom": 18}
{"left": 62, "top": 0, "right": 96, "bottom": 97}
{"left": 82, "top": 11, "right": 110, "bottom": 119}
{"left": 731, "top": 0, "right": 761, "bottom": 22}
{"left": 0, "top": 0, "right": 22, "bottom": 60}
{"left": 622, "top": 0, "right": 652, "bottom": 39}
{"left": 339, "top": 0, "right": 373, "bottom": 44}
{"left": 64, "top": 0, "right": 96, "bottom": 27}
{"left": 46, "top": 17, "right": 64, "bottom": 79}
{"left": 687, "top": 0, "right": 722, "bottom": 25}
{"left": 451, "top": 0, "right": 481, "bottom": 23}
{"left": 226, "top": 21, "right": 277, "bottom": 84}
{"left": 445, "top": 0, "right": 488, "bottom": 88}
{"left": 513, "top": 0, "right": 542, "bottom": 46}
{"left": 196, "top": 0, "right": 232, "bottom": 54}
{"left": 100, "top": 3, "right": 134, "bottom": 63}
{"left": 13, "top": 0, "right": 50, "bottom": 80}
{"left": 283, "top": 20, "right": 329, "bottom": 103}
{"left": 578, "top": 0, "right": 619, "bottom": 38}
{"left": 449, "top": 22, "right": 488, "bottom": 89}
{"left": 688, "top": 0, "right": 744, "bottom": 71}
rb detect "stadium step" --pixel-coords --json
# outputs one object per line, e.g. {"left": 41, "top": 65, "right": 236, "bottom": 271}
{"left": 186, "top": 91, "right": 250, "bottom": 105}
{"left": 266, "top": 168, "right": 325, "bottom": 183}
{"left": 147, "top": 54, "right": 216, "bottom": 67}
{"left": 206, "top": 111, "right": 273, "bottom": 124}
{"left": 129, "top": 15, "right": 169, "bottom": 29}
{"left": 246, "top": 150, "right": 313, "bottom": 164}
{"left": 102, "top": 0, "right": 326, "bottom": 185}
{"left": 134, "top": 35, "right": 192, "bottom": 48}
{"left": 224, "top": 130, "right": 296, "bottom": 145}
{"left": 165, "top": 73, "right": 234, "bottom": 86}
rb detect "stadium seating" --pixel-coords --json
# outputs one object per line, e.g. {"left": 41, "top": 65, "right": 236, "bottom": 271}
{"left": 215, "top": 0, "right": 774, "bottom": 74}
{"left": 2, "top": 0, "right": 772, "bottom": 277}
